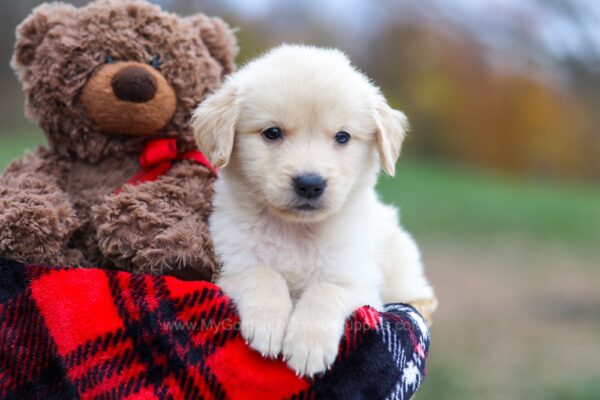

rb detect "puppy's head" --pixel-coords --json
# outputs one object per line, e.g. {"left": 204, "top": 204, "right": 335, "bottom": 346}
{"left": 193, "top": 45, "right": 408, "bottom": 223}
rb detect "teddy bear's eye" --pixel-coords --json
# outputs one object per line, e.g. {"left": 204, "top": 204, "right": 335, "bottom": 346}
{"left": 105, "top": 55, "right": 115, "bottom": 64}
{"left": 149, "top": 55, "right": 161, "bottom": 69}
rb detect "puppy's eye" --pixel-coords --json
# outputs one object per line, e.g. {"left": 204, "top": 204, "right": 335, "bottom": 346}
{"left": 335, "top": 131, "right": 351, "bottom": 144}
{"left": 262, "top": 127, "right": 283, "bottom": 141}
{"left": 105, "top": 55, "right": 115, "bottom": 64}
{"left": 149, "top": 55, "right": 162, "bottom": 69}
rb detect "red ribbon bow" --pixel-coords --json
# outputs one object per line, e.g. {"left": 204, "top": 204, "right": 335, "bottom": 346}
{"left": 115, "top": 138, "right": 215, "bottom": 194}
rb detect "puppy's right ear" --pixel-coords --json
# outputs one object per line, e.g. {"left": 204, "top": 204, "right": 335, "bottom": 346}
{"left": 192, "top": 82, "right": 238, "bottom": 168}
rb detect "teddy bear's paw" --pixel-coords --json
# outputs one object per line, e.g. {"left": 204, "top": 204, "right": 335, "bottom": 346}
{"left": 131, "top": 220, "right": 215, "bottom": 278}
{"left": 96, "top": 231, "right": 140, "bottom": 264}
{"left": 56, "top": 248, "right": 86, "bottom": 267}
{"left": 132, "top": 247, "right": 211, "bottom": 278}
{"left": 282, "top": 308, "right": 345, "bottom": 377}
{"left": 93, "top": 198, "right": 156, "bottom": 264}
{"left": 0, "top": 191, "right": 78, "bottom": 262}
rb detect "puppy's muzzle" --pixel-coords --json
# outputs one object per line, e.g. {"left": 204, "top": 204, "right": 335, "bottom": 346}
{"left": 293, "top": 174, "right": 326, "bottom": 199}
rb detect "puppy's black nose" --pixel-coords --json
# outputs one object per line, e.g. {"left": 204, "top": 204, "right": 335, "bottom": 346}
{"left": 294, "top": 174, "right": 326, "bottom": 199}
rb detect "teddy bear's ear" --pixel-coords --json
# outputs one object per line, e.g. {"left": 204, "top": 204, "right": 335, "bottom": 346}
{"left": 187, "top": 14, "right": 239, "bottom": 75}
{"left": 12, "top": 3, "right": 76, "bottom": 69}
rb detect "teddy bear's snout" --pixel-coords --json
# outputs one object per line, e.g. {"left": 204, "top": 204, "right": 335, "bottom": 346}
{"left": 80, "top": 61, "right": 177, "bottom": 136}
{"left": 111, "top": 65, "right": 157, "bottom": 103}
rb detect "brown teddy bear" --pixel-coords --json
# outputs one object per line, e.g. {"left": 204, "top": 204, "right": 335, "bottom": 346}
{"left": 0, "top": 0, "right": 238, "bottom": 280}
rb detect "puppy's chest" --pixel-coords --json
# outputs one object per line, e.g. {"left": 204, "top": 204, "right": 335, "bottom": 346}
{"left": 261, "top": 233, "right": 328, "bottom": 291}
{"left": 235, "top": 221, "right": 334, "bottom": 293}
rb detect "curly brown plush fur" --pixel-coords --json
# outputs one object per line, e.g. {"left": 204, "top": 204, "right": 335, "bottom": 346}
{"left": 93, "top": 162, "right": 217, "bottom": 279}
{"left": 0, "top": 0, "right": 237, "bottom": 280}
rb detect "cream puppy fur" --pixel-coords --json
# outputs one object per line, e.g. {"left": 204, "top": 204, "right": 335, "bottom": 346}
{"left": 192, "top": 44, "right": 436, "bottom": 377}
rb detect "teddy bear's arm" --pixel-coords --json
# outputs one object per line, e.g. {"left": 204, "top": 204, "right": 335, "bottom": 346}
{"left": 93, "top": 161, "right": 217, "bottom": 280}
{"left": 0, "top": 149, "right": 80, "bottom": 264}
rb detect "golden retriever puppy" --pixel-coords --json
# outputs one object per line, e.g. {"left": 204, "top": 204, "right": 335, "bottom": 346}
{"left": 192, "top": 44, "right": 436, "bottom": 377}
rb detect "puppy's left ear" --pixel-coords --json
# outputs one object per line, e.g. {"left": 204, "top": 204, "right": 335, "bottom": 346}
{"left": 373, "top": 94, "right": 409, "bottom": 176}
{"left": 192, "top": 82, "right": 238, "bottom": 168}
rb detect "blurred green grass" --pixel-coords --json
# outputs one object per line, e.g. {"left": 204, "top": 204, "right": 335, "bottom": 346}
{"left": 378, "top": 158, "right": 600, "bottom": 251}
{"left": 2, "top": 129, "right": 599, "bottom": 252}
{"left": 419, "top": 356, "right": 600, "bottom": 400}
{"left": 0, "top": 129, "right": 46, "bottom": 169}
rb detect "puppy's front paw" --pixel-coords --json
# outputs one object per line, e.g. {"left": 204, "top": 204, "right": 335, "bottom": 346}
{"left": 282, "top": 308, "right": 345, "bottom": 377}
{"left": 239, "top": 299, "right": 293, "bottom": 359}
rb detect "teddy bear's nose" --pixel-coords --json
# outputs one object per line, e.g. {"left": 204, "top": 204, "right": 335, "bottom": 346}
{"left": 111, "top": 65, "right": 157, "bottom": 103}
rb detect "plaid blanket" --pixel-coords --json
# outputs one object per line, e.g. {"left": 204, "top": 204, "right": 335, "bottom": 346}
{"left": 0, "top": 257, "right": 429, "bottom": 400}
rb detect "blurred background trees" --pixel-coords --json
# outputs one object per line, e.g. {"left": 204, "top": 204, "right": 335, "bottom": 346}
{"left": 1, "top": 0, "right": 599, "bottom": 180}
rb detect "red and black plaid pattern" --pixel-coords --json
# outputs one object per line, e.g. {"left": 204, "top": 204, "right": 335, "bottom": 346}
{"left": 0, "top": 258, "right": 429, "bottom": 400}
